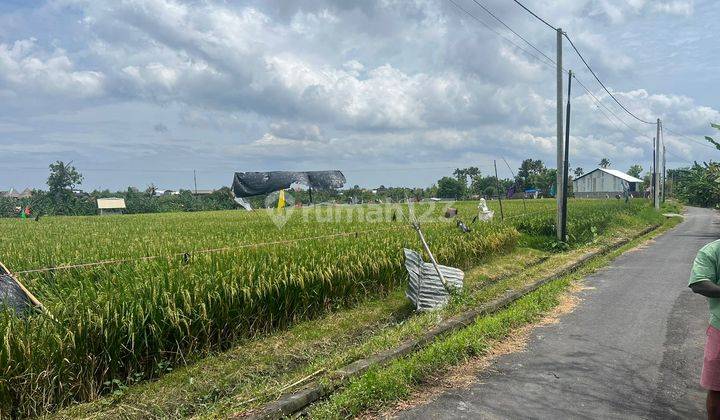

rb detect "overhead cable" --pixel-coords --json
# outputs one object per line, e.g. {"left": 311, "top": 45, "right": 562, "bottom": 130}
{"left": 468, "top": 0, "right": 555, "bottom": 65}
{"left": 446, "top": 0, "right": 555, "bottom": 69}
{"left": 663, "top": 126, "right": 718, "bottom": 150}
{"left": 511, "top": 0, "right": 557, "bottom": 31}
{"left": 563, "top": 33, "right": 655, "bottom": 125}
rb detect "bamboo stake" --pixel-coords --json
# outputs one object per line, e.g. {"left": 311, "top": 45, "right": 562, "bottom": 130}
{"left": 411, "top": 222, "right": 449, "bottom": 292}
{"left": 275, "top": 368, "right": 325, "bottom": 395}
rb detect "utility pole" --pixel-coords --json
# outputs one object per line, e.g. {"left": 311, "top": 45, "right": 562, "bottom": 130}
{"left": 662, "top": 141, "right": 666, "bottom": 203}
{"left": 193, "top": 169, "right": 198, "bottom": 194}
{"left": 654, "top": 119, "right": 661, "bottom": 210}
{"left": 561, "top": 70, "right": 572, "bottom": 242}
{"left": 651, "top": 144, "right": 655, "bottom": 202}
{"left": 494, "top": 160, "right": 504, "bottom": 220}
{"left": 556, "top": 27, "right": 565, "bottom": 241}
{"left": 670, "top": 171, "right": 674, "bottom": 199}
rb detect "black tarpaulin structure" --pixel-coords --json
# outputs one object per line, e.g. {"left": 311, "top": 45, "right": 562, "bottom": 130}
{"left": 232, "top": 170, "right": 346, "bottom": 198}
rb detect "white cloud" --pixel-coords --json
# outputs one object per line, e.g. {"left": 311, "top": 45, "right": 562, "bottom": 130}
{"left": 652, "top": 1, "right": 694, "bottom": 16}
{"left": 268, "top": 121, "right": 324, "bottom": 142}
{"left": 0, "top": 0, "right": 716, "bottom": 190}
{"left": 0, "top": 38, "right": 104, "bottom": 97}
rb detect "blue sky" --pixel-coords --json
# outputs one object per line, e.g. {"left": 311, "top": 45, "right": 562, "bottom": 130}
{"left": 0, "top": 0, "right": 718, "bottom": 191}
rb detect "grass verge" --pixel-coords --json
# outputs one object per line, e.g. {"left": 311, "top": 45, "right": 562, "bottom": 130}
{"left": 52, "top": 249, "right": 548, "bottom": 419}
{"left": 53, "top": 204, "right": 679, "bottom": 419}
{"left": 308, "top": 215, "right": 681, "bottom": 419}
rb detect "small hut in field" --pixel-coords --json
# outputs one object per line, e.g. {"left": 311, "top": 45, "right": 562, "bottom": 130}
{"left": 97, "top": 198, "right": 126, "bottom": 215}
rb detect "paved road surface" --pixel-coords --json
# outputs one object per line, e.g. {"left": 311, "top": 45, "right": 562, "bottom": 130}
{"left": 397, "top": 207, "right": 718, "bottom": 419}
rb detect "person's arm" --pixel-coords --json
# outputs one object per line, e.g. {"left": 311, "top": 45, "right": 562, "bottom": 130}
{"left": 689, "top": 248, "right": 719, "bottom": 296}
{"left": 690, "top": 280, "right": 720, "bottom": 298}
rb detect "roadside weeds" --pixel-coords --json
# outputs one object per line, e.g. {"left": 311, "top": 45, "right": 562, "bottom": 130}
{"left": 52, "top": 211, "right": 679, "bottom": 420}
{"left": 307, "top": 218, "right": 680, "bottom": 419}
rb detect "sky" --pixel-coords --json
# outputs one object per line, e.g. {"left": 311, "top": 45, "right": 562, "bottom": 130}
{"left": 1, "top": 0, "right": 719, "bottom": 191}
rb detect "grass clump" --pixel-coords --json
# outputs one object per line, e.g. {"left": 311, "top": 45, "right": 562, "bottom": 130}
{"left": 310, "top": 278, "right": 571, "bottom": 418}
{"left": 0, "top": 199, "right": 662, "bottom": 416}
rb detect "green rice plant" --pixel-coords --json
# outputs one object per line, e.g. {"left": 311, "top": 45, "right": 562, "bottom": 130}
{"left": 0, "top": 199, "right": 658, "bottom": 416}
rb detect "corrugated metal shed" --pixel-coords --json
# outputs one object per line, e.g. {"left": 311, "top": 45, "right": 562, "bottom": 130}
{"left": 573, "top": 167, "right": 644, "bottom": 197}
{"left": 574, "top": 168, "right": 643, "bottom": 183}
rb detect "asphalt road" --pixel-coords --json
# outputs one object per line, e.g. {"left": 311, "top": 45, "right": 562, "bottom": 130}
{"left": 397, "top": 206, "right": 718, "bottom": 419}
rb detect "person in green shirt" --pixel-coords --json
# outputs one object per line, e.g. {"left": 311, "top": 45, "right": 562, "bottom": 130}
{"left": 690, "top": 239, "right": 720, "bottom": 420}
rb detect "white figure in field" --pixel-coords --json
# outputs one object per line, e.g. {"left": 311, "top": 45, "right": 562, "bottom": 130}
{"left": 478, "top": 198, "right": 494, "bottom": 222}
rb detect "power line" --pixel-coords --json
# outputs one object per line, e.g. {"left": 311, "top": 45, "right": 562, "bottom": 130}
{"left": 460, "top": 0, "right": 704, "bottom": 168}
{"left": 574, "top": 72, "right": 714, "bottom": 155}
{"left": 468, "top": 0, "right": 555, "bottom": 65}
{"left": 572, "top": 74, "right": 653, "bottom": 141}
{"left": 663, "top": 126, "right": 717, "bottom": 150}
{"left": 584, "top": 94, "right": 645, "bottom": 140}
{"left": 450, "top": 0, "right": 659, "bottom": 145}
{"left": 664, "top": 147, "right": 694, "bottom": 164}
{"left": 563, "top": 33, "right": 655, "bottom": 125}
{"left": 445, "top": 0, "right": 660, "bottom": 166}
{"left": 445, "top": 0, "right": 555, "bottom": 69}
{"left": 573, "top": 73, "right": 693, "bottom": 168}
{"left": 511, "top": 0, "right": 557, "bottom": 31}
{"left": 661, "top": 120, "right": 665, "bottom": 150}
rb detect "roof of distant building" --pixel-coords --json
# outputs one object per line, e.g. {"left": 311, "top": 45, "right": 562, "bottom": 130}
{"left": 1, "top": 188, "right": 32, "bottom": 199}
{"left": 573, "top": 168, "right": 643, "bottom": 183}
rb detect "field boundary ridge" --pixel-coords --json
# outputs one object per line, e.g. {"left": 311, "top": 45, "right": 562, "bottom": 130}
{"left": 241, "top": 223, "right": 662, "bottom": 419}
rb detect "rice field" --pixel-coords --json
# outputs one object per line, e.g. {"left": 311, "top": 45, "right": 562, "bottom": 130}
{"left": 0, "top": 198, "right": 661, "bottom": 416}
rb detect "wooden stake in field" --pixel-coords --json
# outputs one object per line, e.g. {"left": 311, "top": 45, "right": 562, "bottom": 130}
{"left": 411, "top": 221, "right": 449, "bottom": 292}
{"left": 405, "top": 202, "right": 464, "bottom": 311}
{"left": 406, "top": 199, "right": 449, "bottom": 293}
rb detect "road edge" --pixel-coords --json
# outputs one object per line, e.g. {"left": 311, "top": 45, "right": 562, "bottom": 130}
{"left": 244, "top": 223, "right": 665, "bottom": 419}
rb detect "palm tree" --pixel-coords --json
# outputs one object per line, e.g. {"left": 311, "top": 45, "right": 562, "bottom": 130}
{"left": 627, "top": 165, "right": 643, "bottom": 178}
{"left": 452, "top": 168, "right": 467, "bottom": 183}
{"left": 599, "top": 158, "right": 611, "bottom": 168}
{"left": 465, "top": 167, "right": 481, "bottom": 181}
{"left": 573, "top": 167, "right": 584, "bottom": 177}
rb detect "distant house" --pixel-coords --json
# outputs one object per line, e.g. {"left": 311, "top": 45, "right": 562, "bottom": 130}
{"left": 192, "top": 189, "right": 216, "bottom": 196}
{"left": 154, "top": 189, "right": 180, "bottom": 196}
{"left": 17, "top": 188, "right": 32, "bottom": 199}
{"left": 1, "top": 188, "right": 32, "bottom": 199}
{"left": 97, "top": 198, "right": 126, "bottom": 215}
{"left": 572, "top": 168, "right": 643, "bottom": 198}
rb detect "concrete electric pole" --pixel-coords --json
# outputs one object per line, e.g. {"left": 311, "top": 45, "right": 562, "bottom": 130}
{"left": 655, "top": 119, "right": 661, "bottom": 210}
{"left": 561, "top": 70, "right": 572, "bottom": 242}
{"left": 556, "top": 27, "right": 565, "bottom": 241}
{"left": 661, "top": 122, "right": 666, "bottom": 203}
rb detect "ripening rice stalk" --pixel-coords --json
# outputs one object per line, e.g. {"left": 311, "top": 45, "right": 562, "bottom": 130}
{"left": 0, "top": 199, "right": 658, "bottom": 416}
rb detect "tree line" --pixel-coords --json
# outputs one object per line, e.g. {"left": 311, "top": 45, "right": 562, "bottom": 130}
{"left": 1, "top": 156, "right": 652, "bottom": 217}
{"left": 0, "top": 161, "right": 237, "bottom": 217}
{"left": 667, "top": 123, "right": 720, "bottom": 208}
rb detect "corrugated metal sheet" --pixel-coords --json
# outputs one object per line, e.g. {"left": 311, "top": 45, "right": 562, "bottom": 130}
{"left": 404, "top": 248, "right": 463, "bottom": 311}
